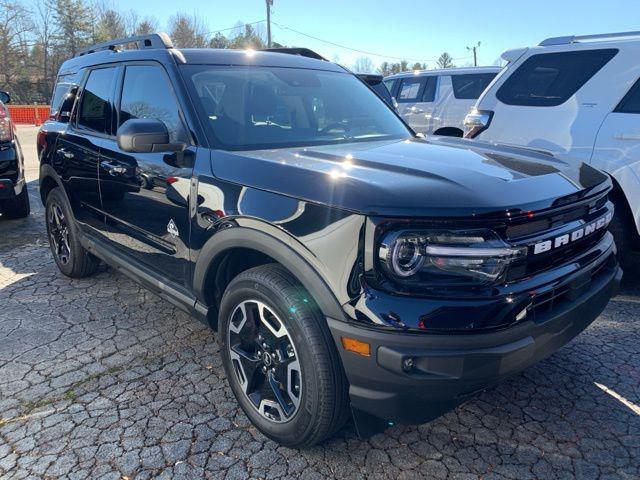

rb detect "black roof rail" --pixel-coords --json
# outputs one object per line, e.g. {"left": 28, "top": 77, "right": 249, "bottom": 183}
{"left": 261, "top": 47, "right": 328, "bottom": 61}
{"left": 539, "top": 31, "right": 640, "bottom": 46}
{"left": 77, "top": 32, "right": 173, "bottom": 57}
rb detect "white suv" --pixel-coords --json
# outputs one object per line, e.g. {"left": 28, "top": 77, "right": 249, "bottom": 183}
{"left": 385, "top": 67, "right": 501, "bottom": 137}
{"left": 465, "top": 32, "right": 640, "bottom": 260}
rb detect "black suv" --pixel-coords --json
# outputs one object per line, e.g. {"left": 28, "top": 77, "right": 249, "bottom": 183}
{"left": 38, "top": 34, "right": 621, "bottom": 447}
{"left": 0, "top": 91, "right": 30, "bottom": 219}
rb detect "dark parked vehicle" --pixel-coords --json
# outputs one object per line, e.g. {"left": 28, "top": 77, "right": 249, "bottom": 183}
{"left": 38, "top": 34, "right": 621, "bottom": 447}
{"left": 358, "top": 74, "right": 395, "bottom": 107}
{"left": 0, "top": 91, "right": 30, "bottom": 219}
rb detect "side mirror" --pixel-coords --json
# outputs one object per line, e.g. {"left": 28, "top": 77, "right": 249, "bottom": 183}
{"left": 117, "top": 119, "right": 186, "bottom": 154}
{"left": 0, "top": 91, "right": 10, "bottom": 104}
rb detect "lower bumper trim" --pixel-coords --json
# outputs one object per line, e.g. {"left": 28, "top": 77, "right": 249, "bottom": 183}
{"left": 329, "top": 262, "right": 621, "bottom": 425}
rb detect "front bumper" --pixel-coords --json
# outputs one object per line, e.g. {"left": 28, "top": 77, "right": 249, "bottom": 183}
{"left": 328, "top": 252, "right": 621, "bottom": 425}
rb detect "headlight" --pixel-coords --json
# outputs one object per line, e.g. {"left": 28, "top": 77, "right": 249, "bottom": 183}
{"left": 378, "top": 229, "right": 525, "bottom": 286}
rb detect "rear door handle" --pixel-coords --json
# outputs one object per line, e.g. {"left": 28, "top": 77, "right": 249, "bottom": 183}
{"left": 100, "top": 161, "right": 127, "bottom": 176}
{"left": 614, "top": 133, "right": 640, "bottom": 141}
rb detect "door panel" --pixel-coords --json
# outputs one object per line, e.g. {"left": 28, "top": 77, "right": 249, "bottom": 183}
{"left": 96, "top": 63, "right": 193, "bottom": 287}
{"left": 55, "top": 66, "right": 118, "bottom": 231}
{"left": 54, "top": 133, "right": 103, "bottom": 230}
{"left": 593, "top": 111, "right": 640, "bottom": 234}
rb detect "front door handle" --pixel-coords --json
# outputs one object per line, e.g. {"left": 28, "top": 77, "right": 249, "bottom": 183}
{"left": 56, "top": 148, "right": 74, "bottom": 159}
{"left": 614, "top": 133, "right": 640, "bottom": 141}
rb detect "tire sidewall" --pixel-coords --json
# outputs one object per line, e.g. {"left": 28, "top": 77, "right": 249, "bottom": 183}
{"left": 45, "top": 189, "right": 80, "bottom": 276}
{"left": 218, "top": 278, "right": 325, "bottom": 446}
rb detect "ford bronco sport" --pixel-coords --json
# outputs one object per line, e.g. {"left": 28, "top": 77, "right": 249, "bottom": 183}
{"left": 38, "top": 33, "right": 621, "bottom": 447}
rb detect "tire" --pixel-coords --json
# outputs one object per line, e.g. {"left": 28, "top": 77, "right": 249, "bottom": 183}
{"left": 1, "top": 185, "right": 30, "bottom": 219}
{"left": 45, "top": 187, "right": 100, "bottom": 278}
{"left": 218, "top": 264, "right": 350, "bottom": 447}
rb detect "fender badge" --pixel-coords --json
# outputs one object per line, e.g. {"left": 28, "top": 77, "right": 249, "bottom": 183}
{"left": 167, "top": 219, "right": 179, "bottom": 237}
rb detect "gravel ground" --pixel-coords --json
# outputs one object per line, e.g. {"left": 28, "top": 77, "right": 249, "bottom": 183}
{"left": 1, "top": 126, "right": 639, "bottom": 479}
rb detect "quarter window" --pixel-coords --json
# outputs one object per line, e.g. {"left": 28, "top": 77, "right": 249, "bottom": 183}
{"left": 615, "top": 78, "right": 640, "bottom": 114}
{"left": 422, "top": 76, "right": 437, "bottom": 102}
{"left": 77, "top": 67, "right": 117, "bottom": 134}
{"left": 397, "top": 78, "right": 423, "bottom": 102}
{"left": 119, "top": 65, "right": 186, "bottom": 143}
{"left": 451, "top": 73, "right": 497, "bottom": 99}
{"left": 496, "top": 49, "right": 618, "bottom": 107}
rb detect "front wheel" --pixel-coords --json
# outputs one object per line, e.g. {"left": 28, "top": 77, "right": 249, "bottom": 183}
{"left": 218, "top": 264, "right": 349, "bottom": 447}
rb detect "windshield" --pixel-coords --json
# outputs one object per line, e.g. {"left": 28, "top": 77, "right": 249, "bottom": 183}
{"left": 181, "top": 65, "right": 411, "bottom": 150}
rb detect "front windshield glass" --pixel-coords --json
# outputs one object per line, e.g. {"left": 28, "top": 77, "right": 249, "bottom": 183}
{"left": 181, "top": 65, "right": 411, "bottom": 150}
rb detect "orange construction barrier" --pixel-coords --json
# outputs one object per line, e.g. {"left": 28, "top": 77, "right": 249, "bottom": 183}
{"left": 7, "top": 105, "right": 51, "bottom": 125}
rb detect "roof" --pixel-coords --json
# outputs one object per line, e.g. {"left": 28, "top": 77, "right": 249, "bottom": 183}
{"left": 58, "top": 46, "right": 346, "bottom": 76}
{"left": 385, "top": 66, "right": 502, "bottom": 80}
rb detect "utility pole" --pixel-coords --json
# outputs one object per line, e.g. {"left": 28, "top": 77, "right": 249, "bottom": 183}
{"left": 266, "top": 0, "right": 273, "bottom": 48}
{"left": 466, "top": 41, "right": 481, "bottom": 67}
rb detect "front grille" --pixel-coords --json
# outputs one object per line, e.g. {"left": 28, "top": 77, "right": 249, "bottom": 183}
{"left": 504, "top": 189, "right": 612, "bottom": 283}
{"left": 530, "top": 254, "right": 615, "bottom": 319}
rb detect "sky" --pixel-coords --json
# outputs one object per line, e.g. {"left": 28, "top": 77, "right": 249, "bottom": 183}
{"left": 128, "top": 0, "right": 639, "bottom": 70}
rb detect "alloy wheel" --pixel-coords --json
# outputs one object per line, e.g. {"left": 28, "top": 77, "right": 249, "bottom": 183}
{"left": 48, "top": 203, "right": 71, "bottom": 265}
{"left": 227, "top": 300, "right": 302, "bottom": 423}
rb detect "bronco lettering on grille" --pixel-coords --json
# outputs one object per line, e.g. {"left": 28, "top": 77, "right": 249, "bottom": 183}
{"left": 532, "top": 211, "right": 613, "bottom": 255}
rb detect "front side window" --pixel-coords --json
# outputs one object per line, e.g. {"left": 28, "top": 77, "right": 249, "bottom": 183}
{"left": 397, "top": 78, "right": 423, "bottom": 102}
{"left": 451, "top": 73, "right": 497, "bottom": 99}
{"left": 181, "top": 65, "right": 410, "bottom": 150}
{"left": 119, "top": 65, "right": 186, "bottom": 143}
{"left": 615, "top": 78, "right": 640, "bottom": 114}
{"left": 496, "top": 49, "right": 618, "bottom": 107}
{"left": 77, "top": 67, "right": 117, "bottom": 134}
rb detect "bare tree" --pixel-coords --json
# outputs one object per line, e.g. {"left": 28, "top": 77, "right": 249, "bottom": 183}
{"left": 352, "top": 56, "right": 374, "bottom": 73}
{"left": 0, "top": 0, "right": 34, "bottom": 101}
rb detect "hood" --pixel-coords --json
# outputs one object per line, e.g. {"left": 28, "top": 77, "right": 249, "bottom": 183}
{"left": 210, "top": 137, "right": 610, "bottom": 218}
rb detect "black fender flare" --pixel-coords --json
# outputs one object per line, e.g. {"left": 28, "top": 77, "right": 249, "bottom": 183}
{"left": 39, "top": 163, "right": 69, "bottom": 205}
{"left": 192, "top": 226, "right": 348, "bottom": 322}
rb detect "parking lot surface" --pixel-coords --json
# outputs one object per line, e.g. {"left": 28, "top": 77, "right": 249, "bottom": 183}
{"left": 1, "top": 127, "right": 639, "bottom": 479}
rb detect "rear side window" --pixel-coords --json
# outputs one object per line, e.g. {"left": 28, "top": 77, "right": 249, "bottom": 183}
{"left": 397, "top": 78, "right": 422, "bottom": 102}
{"left": 422, "top": 76, "right": 437, "bottom": 102}
{"left": 615, "top": 78, "right": 640, "bottom": 114}
{"left": 77, "top": 67, "right": 117, "bottom": 134}
{"left": 496, "top": 49, "right": 618, "bottom": 107}
{"left": 383, "top": 79, "right": 395, "bottom": 94}
{"left": 451, "top": 73, "right": 497, "bottom": 99}
{"left": 50, "top": 83, "right": 73, "bottom": 118}
{"left": 119, "top": 65, "right": 186, "bottom": 143}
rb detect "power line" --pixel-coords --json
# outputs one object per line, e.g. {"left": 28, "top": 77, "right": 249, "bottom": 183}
{"left": 204, "top": 19, "right": 266, "bottom": 37}
{"left": 272, "top": 21, "right": 469, "bottom": 63}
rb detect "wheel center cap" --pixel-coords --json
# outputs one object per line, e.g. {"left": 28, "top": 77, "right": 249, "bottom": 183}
{"left": 262, "top": 352, "right": 273, "bottom": 366}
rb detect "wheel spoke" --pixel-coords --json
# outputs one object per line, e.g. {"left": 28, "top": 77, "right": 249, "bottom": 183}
{"left": 267, "top": 370, "right": 295, "bottom": 418}
{"left": 229, "top": 345, "right": 262, "bottom": 394}
{"left": 227, "top": 299, "right": 303, "bottom": 424}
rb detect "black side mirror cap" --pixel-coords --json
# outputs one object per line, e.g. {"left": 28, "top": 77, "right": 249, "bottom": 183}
{"left": 117, "top": 119, "right": 186, "bottom": 153}
{"left": 0, "top": 91, "right": 10, "bottom": 104}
